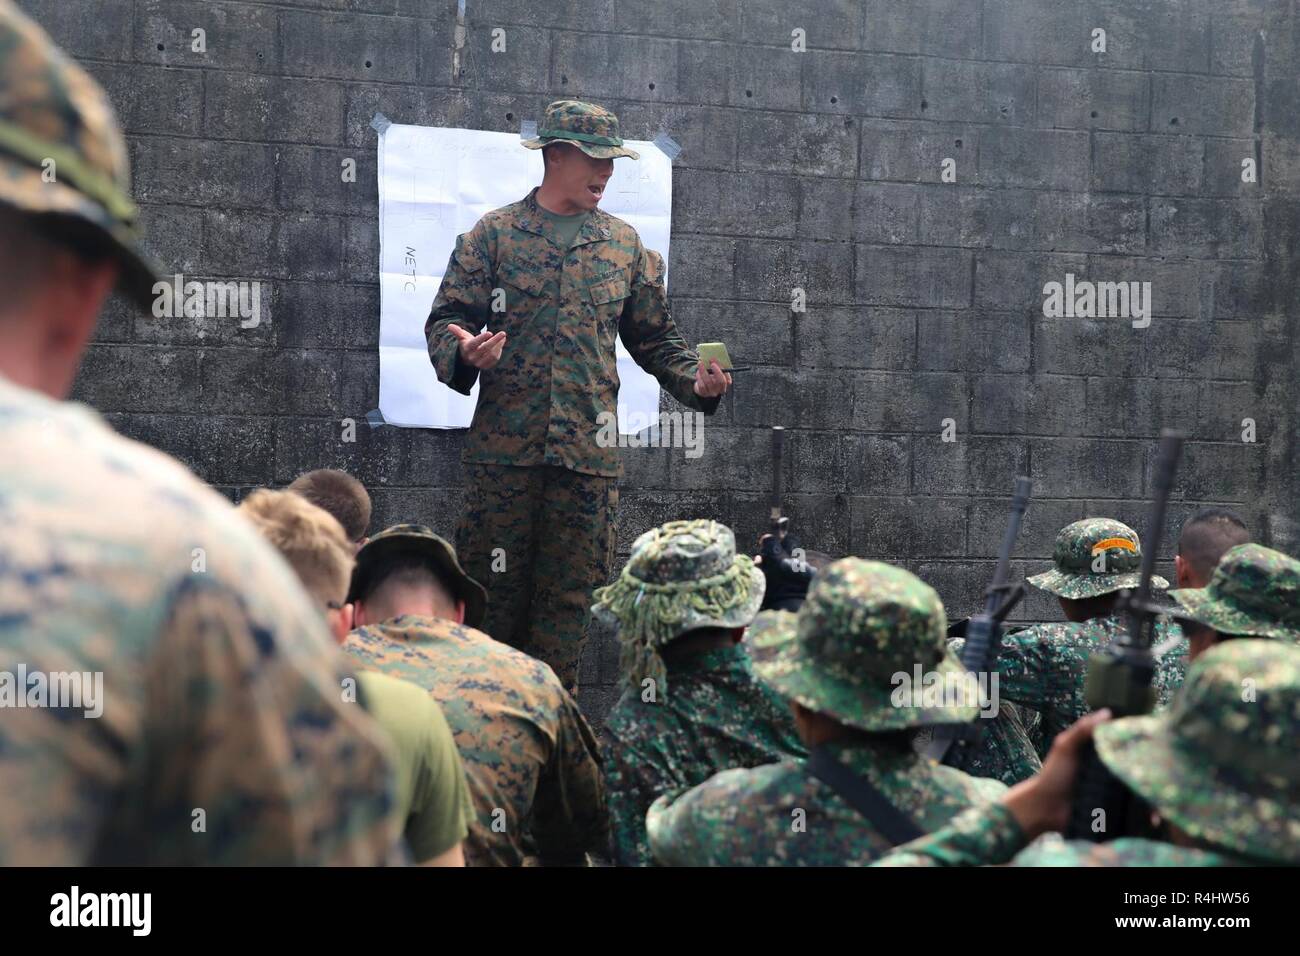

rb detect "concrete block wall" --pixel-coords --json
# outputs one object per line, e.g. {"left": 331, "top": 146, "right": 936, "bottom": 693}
{"left": 25, "top": 0, "right": 1298, "bottom": 723}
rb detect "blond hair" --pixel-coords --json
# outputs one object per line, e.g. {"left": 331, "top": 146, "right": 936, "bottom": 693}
{"left": 238, "top": 488, "right": 354, "bottom": 606}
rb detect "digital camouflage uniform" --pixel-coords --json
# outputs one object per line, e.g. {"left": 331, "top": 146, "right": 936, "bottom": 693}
{"left": 646, "top": 559, "right": 1006, "bottom": 866}
{"left": 345, "top": 613, "right": 607, "bottom": 867}
{"left": 876, "top": 639, "right": 1300, "bottom": 866}
{"left": 0, "top": 3, "right": 402, "bottom": 866}
{"left": 963, "top": 518, "right": 1186, "bottom": 779}
{"left": 1168, "top": 543, "right": 1300, "bottom": 645}
{"left": 425, "top": 100, "right": 720, "bottom": 694}
{"left": 591, "top": 520, "right": 806, "bottom": 866}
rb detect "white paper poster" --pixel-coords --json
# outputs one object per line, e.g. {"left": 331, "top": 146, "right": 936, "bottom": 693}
{"left": 375, "top": 123, "right": 672, "bottom": 433}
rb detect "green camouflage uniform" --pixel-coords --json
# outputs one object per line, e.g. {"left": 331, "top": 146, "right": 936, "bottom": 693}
{"left": 592, "top": 520, "right": 806, "bottom": 866}
{"left": 345, "top": 613, "right": 607, "bottom": 866}
{"left": 963, "top": 518, "right": 1186, "bottom": 779}
{"left": 425, "top": 100, "right": 720, "bottom": 694}
{"left": 1169, "top": 542, "right": 1300, "bottom": 644}
{"left": 646, "top": 559, "right": 1006, "bottom": 866}
{"left": 877, "top": 639, "right": 1300, "bottom": 866}
{"left": 0, "top": 3, "right": 401, "bottom": 866}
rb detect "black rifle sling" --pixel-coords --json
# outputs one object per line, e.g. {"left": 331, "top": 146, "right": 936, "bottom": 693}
{"left": 805, "top": 746, "right": 925, "bottom": 847}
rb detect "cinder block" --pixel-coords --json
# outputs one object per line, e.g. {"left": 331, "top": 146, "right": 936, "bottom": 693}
{"left": 1030, "top": 437, "right": 1145, "bottom": 499}
{"left": 1037, "top": 67, "right": 1148, "bottom": 131}
{"left": 733, "top": 238, "right": 854, "bottom": 305}
{"left": 795, "top": 307, "right": 916, "bottom": 371}
{"left": 205, "top": 73, "right": 345, "bottom": 144}
{"left": 920, "top": 60, "right": 1035, "bottom": 125}
{"left": 673, "top": 168, "right": 798, "bottom": 238}
{"left": 737, "top": 111, "right": 859, "bottom": 177}
{"left": 844, "top": 434, "right": 911, "bottom": 494}
{"left": 460, "top": 20, "right": 551, "bottom": 92}
{"left": 277, "top": 146, "right": 378, "bottom": 216}
{"left": 802, "top": 51, "right": 919, "bottom": 118}
{"left": 1149, "top": 198, "right": 1262, "bottom": 258}
{"left": 667, "top": 237, "right": 736, "bottom": 298}
{"left": 982, "top": 0, "right": 1092, "bottom": 66}
{"left": 912, "top": 436, "right": 1029, "bottom": 495}
{"left": 22, "top": 0, "right": 134, "bottom": 59}
{"left": 281, "top": 9, "right": 418, "bottom": 82}
{"left": 860, "top": 0, "right": 981, "bottom": 59}
{"left": 978, "top": 128, "right": 1089, "bottom": 190}
{"left": 1093, "top": 0, "right": 1210, "bottom": 73}
{"left": 84, "top": 63, "right": 203, "bottom": 137}
{"left": 967, "top": 496, "right": 1087, "bottom": 560}
{"left": 861, "top": 121, "right": 979, "bottom": 184}
{"left": 739, "top": 0, "right": 862, "bottom": 49}
{"left": 1091, "top": 132, "right": 1202, "bottom": 194}
{"left": 851, "top": 370, "right": 966, "bottom": 433}
{"left": 132, "top": 138, "right": 276, "bottom": 207}
{"left": 276, "top": 280, "right": 379, "bottom": 348}
{"left": 1151, "top": 74, "right": 1254, "bottom": 137}
{"left": 135, "top": 0, "right": 278, "bottom": 73}
{"left": 850, "top": 496, "right": 968, "bottom": 558}
{"left": 798, "top": 177, "right": 857, "bottom": 241}
{"left": 553, "top": 33, "right": 679, "bottom": 102}
{"left": 916, "top": 310, "right": 1032, "bottom": 373}
{"left": 856, "top": 245, "right": 973, "bottom": 308}
{"left": 734, "top": 368, "right": 853, "bottom": 430}
{"left": 972, "top": 374, "right": 1086, "bottom": 436}
{"left": 854, "top": 182, "right": 922, "bottom": 245}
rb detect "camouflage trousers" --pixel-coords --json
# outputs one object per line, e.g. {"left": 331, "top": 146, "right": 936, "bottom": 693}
{"left": 455, "top": 463, "right": 618, "bottom": 694}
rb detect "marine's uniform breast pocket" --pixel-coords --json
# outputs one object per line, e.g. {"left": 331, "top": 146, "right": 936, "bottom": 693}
{"left": 585, "top": 269, "right": 630, "bottom": 331}
{"left": 496, "top": 261, "right": 549, "bottom": 331}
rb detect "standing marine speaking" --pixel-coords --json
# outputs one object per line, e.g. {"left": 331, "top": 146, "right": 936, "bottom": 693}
{"left": 425, "top": 99, "right": 732, "bottom": 693}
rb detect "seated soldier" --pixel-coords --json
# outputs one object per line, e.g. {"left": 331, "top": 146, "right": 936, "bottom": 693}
{"left": 288, "top": 468, "right": 373, "bottom": 553}
{"left": 992, "top": 518, "right": 1186, "bottom": 759}
{"left": 646, "top": 558, "right": 1006, "bottom": 866}
{"left": 237, "top": 490, "right": 473, "bottom": 866}
{"left": 592, "top": 519, "right": 806, "bottom": 866}
{"left": 1170, "top": 543, "right": 1300, "bottom": 659}
{"left": 344, "top": 525, "right": 607, "bottom": 866}
{"left": 875, "top": 639, "right": 1299, "bottom": 866}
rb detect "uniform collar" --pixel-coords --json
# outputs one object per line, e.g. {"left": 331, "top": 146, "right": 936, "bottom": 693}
{"left": 518, "top": 185, "right": 613, "bottom": 250}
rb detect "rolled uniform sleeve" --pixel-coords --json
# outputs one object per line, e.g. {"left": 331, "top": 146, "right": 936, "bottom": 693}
{"left": 873, "top": 802, "right": 1029, "bottom": 867}
{"left": 425, "top": 226, "right": 495, "bottom": 395}
{"left": 531, "top": 693, "right": 608, "bottom": 865}
{"left": 619, "top": 246, "right": 720, "bottom": 416}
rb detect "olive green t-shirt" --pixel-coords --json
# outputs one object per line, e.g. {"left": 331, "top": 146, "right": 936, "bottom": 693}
{"left": 357, "top": 671, "right": 473, "bottom": 862}
{"left": 540, "top": 206, "right": 590, "bottom": 252}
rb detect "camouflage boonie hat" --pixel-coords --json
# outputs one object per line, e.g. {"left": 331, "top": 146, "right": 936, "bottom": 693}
{"left": 1095, "top": 639, "right": 1300, "bottom": 864}
{"left": 521, "top": 99, "right": 640, "bottom": 160}
{"left": 1027, "top": 518, "right": 1168, "bottom": 600}
{"left": 750, "top": 558, "right": 979, "bottom": 732}
{"left": 1169, "top": 544, "right": 1300, "bottom": 643}
{"left": 591, "top": 519, "right": 765, "bottom": 691}
{"left": 348, "top": 524, "right": 488, "bottom": 629}
{"left": 0, "top": 1, "right": 160, "bottom": 309}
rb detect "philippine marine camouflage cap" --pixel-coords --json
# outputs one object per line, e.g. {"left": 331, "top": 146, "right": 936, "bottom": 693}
{"left": 1094, "top": 639, "right": 1300, "bottom": 864}
{"left": 348, "top": 524, "right": 488, "bottom": 629}
{"left": 591, "top": 519, "right": 765, "bottom": 691}
{"left": 521, "top": 99, "right": 640, "bottom": 160}
{"left": 750, "top": 558, "right": 979, "bottom": 732}
{"left": 1169, "top": 543, "right": 1300, "bottom": 643}
{"left": 1027, "top": 518, "right": 1168, "bottom": 600}
{"left": 0, "top": 0, "right": 160, "bottom": 308}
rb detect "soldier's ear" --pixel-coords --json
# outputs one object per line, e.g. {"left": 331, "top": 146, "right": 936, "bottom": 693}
{"left": 454, "top": 599, "right": 466, "bottom": 626}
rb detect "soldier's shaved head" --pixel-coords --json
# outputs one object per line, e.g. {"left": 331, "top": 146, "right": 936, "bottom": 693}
{"left": 1177, "top": 508, "right": 1251, "bottom": 588}
{"left": 353, "top": 552, "right": 460, "bottom": 626}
